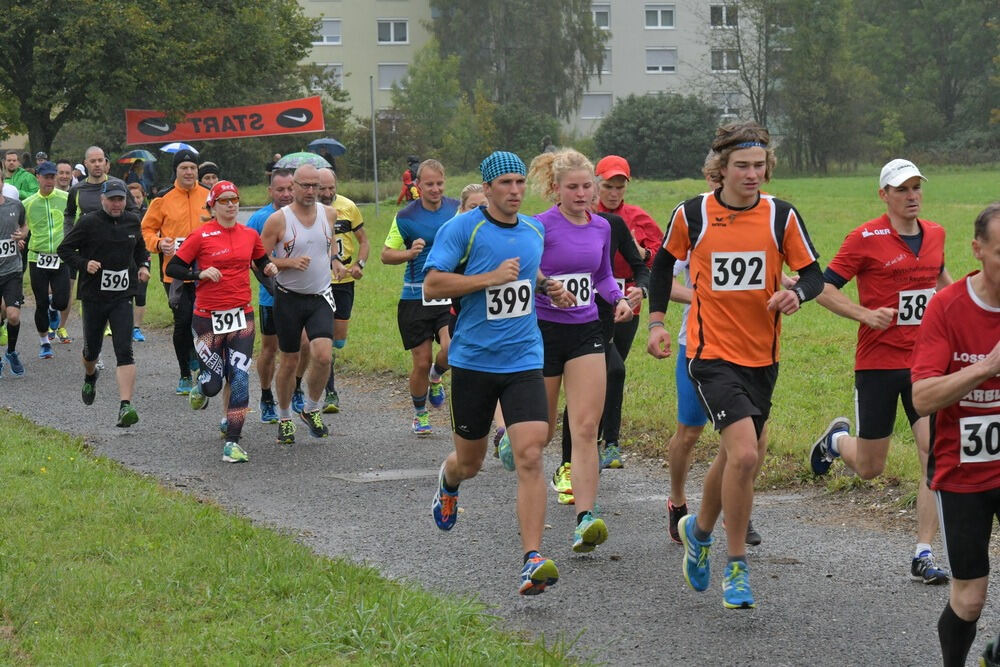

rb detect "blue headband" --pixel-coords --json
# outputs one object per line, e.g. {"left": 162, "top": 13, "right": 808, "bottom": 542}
{"left": 480, "top": 151, "right": 526, "bottom": 183}
{"left": 733, "top": 141, "right": 767, "bottom": 149}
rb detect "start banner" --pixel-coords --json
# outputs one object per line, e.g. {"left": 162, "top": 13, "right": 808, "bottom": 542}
{"left": 125, "top": 96, "right": 325, "bottom": 144}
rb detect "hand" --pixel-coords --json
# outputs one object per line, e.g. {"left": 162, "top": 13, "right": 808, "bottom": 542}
{"left": 263, "top": 262, "right": 278, "bottom": 277}
{"left": 547, "top": 279, "right": 577, "bottom": 308}
{"left": 409, "top": 238, "right": 426, "bottom": 258}
{"left": 331, "top": 259, "right": 347, "bottom": 281}
{"left": 490, "top": 257, "right": 520, "bottom": 285}
{"left": 625, "top": 285, "right": 643, "bottom": 309}
{"left": 613, "top": 299, "right": 634, "bottom": 322}
{"left": 159, "top": 237, "right": 175, "bottom": 254}
{"left": 349, "top": 264, "right": 364, "bottom": 280}
{"left": 780, "top": 273, "right": 800, "bottom": 289}
{"left": 646, "top": 326, "right": 672, "bottom": 359}
{"left": 86, "top": 260, "right": 102, "bottom": 274}
{"left": 198, "top": 267, "right": 222, "bottom": 283}
{"left": 767, "top": 290, "right": 801, "bottom": 315}
{"left": 632, "top": 232, "right": 645, "bottom": 257}
{"left": 982, "top": 339, "right": 1000, "bottom": 377}
{"left": 138, "top": 267, "right": 150, "bottom": 283}
{"left": 289, "top": 255, "right": 310, "bottom": 271}
{"left": 16, "top": 239, "right": 24, "bottom": 251}
{"left": 859, "top": 307, "right": 897, "bottom": 330}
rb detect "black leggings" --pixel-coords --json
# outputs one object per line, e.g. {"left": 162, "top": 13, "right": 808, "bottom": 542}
{"left": 29, "top": 262, "right": 70, "bottom": 333}
{"left": 164, "top": 281, "right": 196, "bottom": 377}
{"left": 192, "top": 311, "right": 256, "bottom": 441}
{"left": 133, "top": 277, "right": 149, "bottom": 308}
{"left": 82, "top": 298, "right": 134, "bottom": 365}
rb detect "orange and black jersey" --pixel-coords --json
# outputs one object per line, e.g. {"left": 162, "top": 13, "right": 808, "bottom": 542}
{"left": 650, "top": 190, "right": 820, "bottom": 367}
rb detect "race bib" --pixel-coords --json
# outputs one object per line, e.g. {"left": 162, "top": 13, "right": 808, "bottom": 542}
{"left": 422, "top": 285, "right": 451, "bottom": 307}
{"left": 36, "top": 252, "right": 61, "bottom": 269}
{"left": 897, "top": 288, "right": 934, "bottom": 326}
{"left": 552, "top": 273, "right": 593, "bottom": 307}
{"left": 174, "top": 237, "right": 186, "bottom": 252}
{"left": 100, "top": 269, "right": 129, "bottom": 291}
{"left": 959, "top": 415, "right": 1000, "bottom": 463}
{"left": 0, "top": 239, "right": 16, "bottom": 258}
{"left": 711, "top": 251, "right": 766, "bottom": 291}
{"left": 486, "top": 279, "right": 532, "bottom": 320}
{"left": 615, "top": 278, "right": 626, "bottom": 294}
{"left": 211, "top": 307, "right": 247, "bottom": 335}
{"left": 321, "top": 286, "right": 337, "bottom": 312}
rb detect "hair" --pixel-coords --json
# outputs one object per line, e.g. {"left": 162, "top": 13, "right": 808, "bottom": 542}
{"left": 84, "top": 145, "right": 104, "bottom": 160}
{"left": 127, "top": 181, "right": 145, "bottom": 193}
{"left": 527, "top": 148, "right": 594, "bottom": 201}
{"left": 974, "top": 202, "right": 1000, "bottom": 242}
{"left": 4, "top": 149, "right": 18, "bottom": 158}
{"left": 416, "top": 158, "right": 444, "bottom": 180}
{"left": 702, "top": 121, "right": 776, "bottom": 185}
{"left": 459, "top": 183, "right": 484, "bottom": 211}
{"left": 269, "top": 167, "right": 294, "bottom": 184}
{"left": 56, "top": 158, "right": 73, "bottom": 168}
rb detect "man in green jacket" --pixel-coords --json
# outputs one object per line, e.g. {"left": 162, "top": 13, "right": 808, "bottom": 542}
{"left": 3, "top": 150, "right": 39, "bottom": 200}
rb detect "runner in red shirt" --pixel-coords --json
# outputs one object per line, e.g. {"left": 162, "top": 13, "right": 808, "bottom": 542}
{"left": 166, "top": 181, "right": 277, "bottom": 463}
{"left": 808, "top": 159, "right": 952, "bottom": 584}
{"left": 911, "top": 202, "right": 1000, "bottom": 667}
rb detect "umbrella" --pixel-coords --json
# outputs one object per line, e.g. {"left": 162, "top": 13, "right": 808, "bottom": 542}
{"left": 307, "top": 137, "right": 347, "bottom": 157}
{"left": 117, "top": 149, "right": 157, "bottom": 164}
{"left": 274, "top": 152, "right": 331, "bottom": 169}
{"left": 160, "top": 142, "right": 198, "bottom": 154}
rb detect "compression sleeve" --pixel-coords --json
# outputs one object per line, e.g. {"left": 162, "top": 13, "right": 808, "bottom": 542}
{"left": 823, "top": 266, "right": 849, "bottom": 289}
{"left": 164, "top": 255, "right": 200, "bottom": 282}
{"left": 793, "top": 261, "right": 824, "bottom": 303}
{"left": 648, "top": 246, "right": 677, "bottom": 313}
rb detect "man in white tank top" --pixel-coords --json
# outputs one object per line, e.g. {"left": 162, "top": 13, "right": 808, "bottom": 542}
{"left": 260, "top": 164, "right": 338, "bottom": 445}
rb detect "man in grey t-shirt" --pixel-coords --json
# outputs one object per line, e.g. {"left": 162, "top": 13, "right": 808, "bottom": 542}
{"left": 0, "top": 178, "right": 27, "bottom": 376}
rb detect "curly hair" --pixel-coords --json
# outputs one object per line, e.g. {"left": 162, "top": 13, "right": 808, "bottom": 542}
{"left": 527, "top": 149, "right": 594, "bottom": 202}
{"left": 702, "top": 121, "right": 776, "bottom": 185}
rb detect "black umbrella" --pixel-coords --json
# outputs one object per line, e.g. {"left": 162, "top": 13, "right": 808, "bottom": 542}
{"left": 307, "top": 137, "right": 347, "bottom": 157}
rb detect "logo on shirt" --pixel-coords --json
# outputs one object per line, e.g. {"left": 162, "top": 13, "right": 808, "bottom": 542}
{"left": 954, "top": 352, "right": 989, "bottom": 364}
{"left": 202, "top": 230, "right": 222, "bottom": 237}
{"left": 862, "top": 228, "right": 891, "bottom": 238}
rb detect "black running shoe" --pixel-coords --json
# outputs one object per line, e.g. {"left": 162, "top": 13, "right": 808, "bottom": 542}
{"left": 668, "top": 499, "right": 687, "bottom": 544}
{"left": 82, "top": 372, "right": 98, "bottom": 406}
{"left": 745, "top": 519, "right": 762, "bottom": 546}
{"left": 299, "top": 409, "right": 329, "bottom": 438}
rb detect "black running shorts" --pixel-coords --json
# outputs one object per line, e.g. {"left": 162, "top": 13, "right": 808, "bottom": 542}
{"left": 396, "top": 299, "right": 450, "bottom": 350}
{"left": 539, "top": 318, "right": 604, "bottom": 377}
{"left": 331, "top": 282, "right": 355, "bottom": 321}
{"left": 687, "top": 358, "right": 778, "bottom": 438}
{"left": 937, "top": 487, "right": 1000, "bottom": 580}
{"left": 273, "top": 286, "right": 335, "bottom": 353}
{"left": 0, "top": 271, "right": 24, "bottom": 308}
{"left": 258, "top": 305, "right": 276, "bottom": 337}
{"left": 854, "top": 369, "right": 921, "bottom": 440}
{"left": 450, "top": 366, "right": 549, "bottom": 440}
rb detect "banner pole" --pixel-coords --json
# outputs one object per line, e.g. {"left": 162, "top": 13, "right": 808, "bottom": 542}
{"left": 370, "top": 75, "right": 379, "bottom": 218}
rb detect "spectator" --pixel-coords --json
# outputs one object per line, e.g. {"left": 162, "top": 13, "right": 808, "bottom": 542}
{"left": 198, "top": 161, "right": 220, "bottom": 189}
{"left": 264, "top": 152, "right": 280, "bottom": 181}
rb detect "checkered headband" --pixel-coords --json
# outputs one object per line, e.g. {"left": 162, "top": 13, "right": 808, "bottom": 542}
{"left": 480, "top": 151, "right": 526, "bottom": 183}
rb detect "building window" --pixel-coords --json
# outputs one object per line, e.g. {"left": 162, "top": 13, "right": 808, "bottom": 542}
{"left": 312, "top": 64, "right": 343, "bottom": 92}
{"left": 597, "top": 48, "right": 612, "bottom": 74}
{"left": 377, "top": 19, "right": 408, "bottom": 44}
{"left": 711, "top": 49, "right": 739, "bottom": 71}
{"left": 713, "top": 91, "right": 741, "bottom": 117}
{"left": 378, "top": 63, "right": 408, "bottom": 90}
{"left": 313, "top": 19, "right": 342, "bottom": 45}
{"left": 645, "top": 4, "right": 675, "bottom": 29}
{"left": 710, "top": 5, "right": 738, "bottom": 28}
{"left": 645, "top": 48, "right": 677, "bottom": 73}
{"left": 592, "top": 4, "right": 610, "bottom": 30}
{"left": 580, "top": 93, "right": 612, "bottom": 119}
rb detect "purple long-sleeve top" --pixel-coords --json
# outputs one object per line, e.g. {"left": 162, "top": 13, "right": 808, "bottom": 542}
{"left": 534, "top": 205, "right": 624, "bottom": 324}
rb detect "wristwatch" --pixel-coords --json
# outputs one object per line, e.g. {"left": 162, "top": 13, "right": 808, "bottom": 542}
{"left": 357, "top": 259, "right": 366, "bottom": 269}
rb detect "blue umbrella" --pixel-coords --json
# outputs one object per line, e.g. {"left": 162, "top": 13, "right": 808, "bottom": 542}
{"left": 160, "top": 142, "right": 198, "bottom": 154}
{"left": 307, "top": 137, "right": 347, "bottom": 157}
{"left": 275, "top": 152, "right": 331, "bottom": 169}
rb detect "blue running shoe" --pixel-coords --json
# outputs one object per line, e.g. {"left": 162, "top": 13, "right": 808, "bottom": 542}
{"left": 679, "top": 514, "right": 713, "bottom": 592}
{"left": 519, "top": 553, "right": 559, "bottom": 596}
{"left": 431, "top": 462, "right": 458, "bottom": 531}
{"left": 809, "top": 417, "right": 850, "bottom": 476}
{"left": 600, "top": 442, "right": 623, "bottom": 469}
{"left": 911, "top": 551, "right": 950, "bottom": 585}
{"left": 176, "top": 376, "right": 193, "bottom": 395}
{"left": 47, "top": 306, "right": 60, "bottom": 331}
{"left": 412, "top": 411, "right": 432, "bottom": 436}
{"left": 497, "top": 430, "right": 515, "bottom": 471}
{"left": 5, "top": 351, "right": 24, "bottom": 377}
{"left": 188, "top": 354, "right": 200, "bottom": 373}
{"left": 259, "top": 398, "right": 278, "bottom": 423}
{"left": 219, "top": 419, "right": 228, "bottom": 439}
{"left": 573, "top": 512, "right": 608, "bottom": 553}
{"left": 132, "top": 327, "right": 145, "bottom": 342}
{"left": 292, "top": 387, "right": 305, "bottom": 414}
{"left": 428, "top": 379, "right": 446, "bottom": 408}
{"left": 722, "top": 560, "right": 756, "bottom": 609}
{"left": 39, "top": 342, "right": 53, "bottom": 359}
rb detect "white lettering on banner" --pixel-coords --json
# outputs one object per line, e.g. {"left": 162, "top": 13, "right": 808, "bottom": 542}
{"left": 486, "top": 279, "right": 532, "bottom": 320}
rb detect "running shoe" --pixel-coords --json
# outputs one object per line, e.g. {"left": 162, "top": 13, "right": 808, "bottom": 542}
{"left": 291, "top": 387, "right": 305, "bottom": 414}
{"left": 188, "top": 355, "right": 200, "bottom": 373}
{"left": 299, "top": 409, "right": 329, "bottom": 438}
{"left": 277, "top": 419, "right": 295, "bottom": 445}
{"left": 572, "top": 512, "right": 609, "bottom": 553}
{"left": 189, "top": 382, "right": 209, "bottom": 410}
{"left": 431, "top": 462, "right": 459, "bottom": 531}
{"left": 497, "top": 430, "right": 515, "bottom": 471}
{"left": 95, "top": 355, "right": 105, "bottom": 371}
{"left": 809, "top": 416, "right": 851, "bottom": 476}
{"left": 81, "top": 372, "right": 98, "bottom": 405}
{"left": 47, "top": 328, "right": 55, "bottom": 342}
{"left": 0, "top": 323, "right": 6, "bottom": 347}
{"left": 104, "top": 324, "right": 111, "bottom": 337}
{"left": 47, "top": 306, "right": 59, "bottom": 331}
{"left": 219, "top": 419, "right": 228, "bottom": 439}
{"left": 667, "top": 499, "right": 688, "bottom": 544}
{"left": 722, "top": 560, "right": 756, "bottom": 609}
{"left": 600, "top": 441, "right": 624, "bottom": 469}
{"left": 175, "top": 376, "right": 193, "bottom": 395}
{"left": 5, "top": 351, "right": 24, "bottom": 377}
{"left": 428, "top": 378, "right": 446, "bottom": 408}
{"left": 519, "top": 553, "right": 559, "bottom": 596}
{"left": 323, "top": 389, "right": 340, "bottom": 414}
{"left": 745, "top": 519, "right": 762, "bottom": 546}
{"left": 39, "top": 342, "right": 53, "bottom": 359}
{"left": 412, "top": 411, "right": 432, "bottom": 436}
{"left": 222, "top": 441, "right": 249, "bottom": 463}
{"left": 679, "top": 514, "right": 713, "bottom": 592}
{"left": 911, "top": 551, "right": 950, "bottom": 585}
{"left": 492, "top": 426, "right": 506, "bottom": 458}
{"left": 259, "top": 398, "right": 278, "bottom": 423}
{"left": 55, "top": 327, "right": 71, "bottom": 344}
{"left": 551, "top": 462, "right": 572, "bottom": 496}
{"left": 116, "top": 402, "right": 138, "bottom": 428}
{"left": 132, "top": 327, "right": 145, "bottom": 342}
{"left": 981, "top": 632, "right": 1000, "bottom": 667}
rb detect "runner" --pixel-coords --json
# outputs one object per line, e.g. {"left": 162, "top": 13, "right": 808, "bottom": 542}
{"left": 380, "top": 159, "right": 459, "bottom": 435}
{"left": 910, "top": 202, "right": 1000, "bottom": 667}
{"left": 57, "top": 180, "right": 150, "bottom": 427}
{"left": 166, "top": 181, "right": 278, "bottom": 463}
{"left": 0, "top": 182, "right": 26, "bottom": 377}
{"left": 423, "top": 150, "right": 573, "bottom": 595}
{"left": 127, "top": 182, "right": 149, "bottom": 342}
{"left": 259, "top": 164, "right": 337, "bottom": 445}
{"left": 646, "top": 121, "right": 824, "bottom": 609}
{"left": 245, "top": 168, "right": 295, "bottom": 423}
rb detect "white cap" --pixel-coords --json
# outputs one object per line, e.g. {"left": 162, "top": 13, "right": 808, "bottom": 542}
{"left": 74, "top": 163, "right": 86, "bottom": 174}
{"left": 879, "top": 159, "right": 926, "bottom": 189}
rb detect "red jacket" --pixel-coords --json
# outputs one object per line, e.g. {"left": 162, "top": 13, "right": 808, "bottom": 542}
{"left": 599, "top": 201, "right": 662, "bottom": 280}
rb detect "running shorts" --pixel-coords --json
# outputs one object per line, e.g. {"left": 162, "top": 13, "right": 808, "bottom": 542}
{"left": 258, "top": 305, "right": 276, "bottom": 337}
{"left": 0, "top": 271, "right": 24, "bottom": 308}
{"left": 676, "top": 344, "right": 708, "bottom": 427}
{"left": 854, "top": 369, "right": 920, "bottom": 440}
{"left": 937, "top": 488, "right": 1000, "bottom": 580}
{"left": 539, "top": 318, "right": 604, "bottom": 377}
{"left": 687, "top": 357, "right": 778, "bottom": 437}
{"left": 331, "top": 282, "right": 355, "bottom": 321}
{"left": 396, "top": 299, "right": 450, "bottom": 350}
{"left": 450, "top": 366, "right": 548, "bottom": 440}
{"left": 274, "top": 285, "right": 335, "bottom": 353}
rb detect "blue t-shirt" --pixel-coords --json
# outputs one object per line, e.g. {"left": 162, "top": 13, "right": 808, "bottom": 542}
{"left": 388, "top": 197, "right": 459, "bottom": 300}
{"left": 245, "top": 203, "right": 276, "bottom": 307}
{"left": 424, "top": 206, "right": 545, "bottom": 373}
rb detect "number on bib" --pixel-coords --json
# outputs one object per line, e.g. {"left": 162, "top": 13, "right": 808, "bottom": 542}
{"left": 711, "top": 251, "right": 766, "bottom": 291}
{"left": 486, "top": 279, "right": 532, "bottom": 320}
{"left": 422, "top": 286, "right": 452, "bottom": 307}
{"left": 335, "top": 237, "right": 345, "bottom": 261}
{"left": 211, "top": 307, "right": 247, "bottom": 335}
{"left": 897, "top": 288, "right": 934, "bottom": 326}
{"left": 174, "top": 237, "right": 186, "bottom": 252}
{"left": 960, "top": 415, "right": 1000, "bottom": 463}
{"left": 321, "top": 286, "right": 337, "bottom": 312}
{"left": 552, "top": 273, "right": 593, "bottom": 307}
{"left": 35, "top": 253, "right": 61, "bottom": 269}
{"left": 615, "top": 278, "right": 626, "bottom": 294}
{"left": 100, "top": 269, "right": 129, "bottom": 291}
{"left": 0, "top": 239, "right": 16, "bottom": 258}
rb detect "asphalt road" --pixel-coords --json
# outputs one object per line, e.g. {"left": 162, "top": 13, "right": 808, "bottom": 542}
{"left": 3, "top": 304, "right": 993, "bottom": 666}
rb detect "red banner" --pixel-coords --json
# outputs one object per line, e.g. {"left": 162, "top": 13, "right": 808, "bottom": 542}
{"left": 125, "top": 96, "right": 325, "bottom": 145}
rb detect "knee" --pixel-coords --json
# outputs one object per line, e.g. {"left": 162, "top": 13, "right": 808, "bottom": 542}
{"left": 6, "top": 310, "right": 19, "bottom": 326}
{"left": 727, "top": 445, "right": 758, "bottom": 474}
{"left": 412, "top": 356, "right": 431, "bottom": 373}
{"left": 454, "top": 457, "right": 483, "bottom": 480}
{"left": 514, "top": 441, "right": 545, "bottom": 476}
{"left": 952, "top": 588, "right": 987, "bottom": 621}
{"left": 310, "top": 347, "right": 332, "bottom": 366}
{"left": 855, "top": 460, "right": 886, "bottom": 480}
{"left": 200, "top": 373, "right": 224, "bottom": 397}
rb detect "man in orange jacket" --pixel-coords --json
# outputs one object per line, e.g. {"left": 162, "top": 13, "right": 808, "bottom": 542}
{"left": 141, "top": 148, "right": 209, "bottom": 395}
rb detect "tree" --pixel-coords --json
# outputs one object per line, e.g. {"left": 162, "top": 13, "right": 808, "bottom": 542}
{"left": 593, "top": 94, "right": 718, "bottom": 179}
{"left": 390, "top": 41, "right": 462, "bottom": 156}
{"left": 429, "top": 0, "right": 607, "bottom": 121}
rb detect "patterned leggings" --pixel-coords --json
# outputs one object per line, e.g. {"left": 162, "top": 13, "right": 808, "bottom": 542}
{"left": 191, "top": 311, "right": 255, "bottom": 441}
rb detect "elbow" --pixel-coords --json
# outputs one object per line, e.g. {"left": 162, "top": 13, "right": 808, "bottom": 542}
{"left": 379, "top": 248, "right": 391, "bottom": 264}
{"left": 911, "top": 381, "right": 932, "bottom": 417}
{"left": 422, "top": 273, "right": 441, "bottom": 299}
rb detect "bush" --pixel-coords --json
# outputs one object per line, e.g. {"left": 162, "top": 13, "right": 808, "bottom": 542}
{"left": 490, "top": 102, "right": 561, "bottom": 164}
{"left": 594, "top": 93, "right": 717, "bottom": 179}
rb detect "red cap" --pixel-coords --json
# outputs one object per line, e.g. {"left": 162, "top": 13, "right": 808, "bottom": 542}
{"left": 206, "top": 180, "right": 239, "bottom": 208}
{"left": 595, "top": 155, "right": 631, "bottom": 181}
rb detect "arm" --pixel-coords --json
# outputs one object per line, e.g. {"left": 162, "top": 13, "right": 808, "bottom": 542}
{"left": 57, "top": 216, "right": 89, "bottom": 272}
{"left": 423, "top": 262, "right": 520, "bottom": 300}
{"left": 380, "top": 217, "right": 421, "bottom": 265}
{"left": 646, "top": 246, "right": 677, "bottom": 359}
{"left": 140, "top": 197, "right": 173, "bottom": 254}
{"left": 670, "top": 281, "right": 693, "bottom": 304}
{"left": 913, "top": 341, "right": 1000, "bottom": 415}
{"left": 938, "top": 267, "right": 953, "bottom": 290}
{"left": 132, "top": 221, "right": 151, "bottom": 282}
{"left": 768, "top": 261, "right": 823, "bottom": 315}
{"left": 815, "top": 279, "right": 896, "bottom": 330}
{"left": 348, "top": 226, "right": 371, "bottom": 279}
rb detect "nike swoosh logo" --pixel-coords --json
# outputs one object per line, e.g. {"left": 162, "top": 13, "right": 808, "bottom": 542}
{"left": 145, "top": 121, "right": 170, "bottom": 132}
{"left": 280, "top": 113, "right": 307, "bottom": 123}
